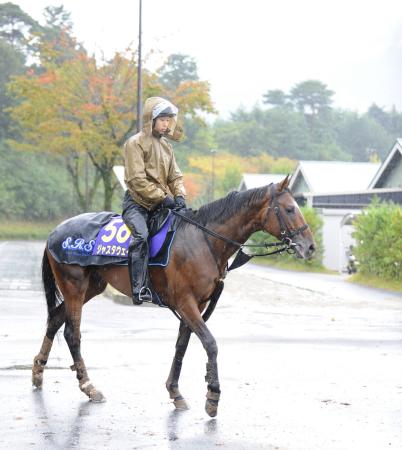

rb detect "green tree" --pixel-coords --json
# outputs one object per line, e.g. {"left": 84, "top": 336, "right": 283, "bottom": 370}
{"left": 0, "top": 141, "right": 79, "bottom": 220}
{"left": 159, "top": 53, "right": 198, "bottom": 89}
{"left": 335, "top": 112, "right": 392, "bottom": 160}
{"left": 0, "top": 2, "right": 41, "bottom": 54}
{"left": 262, "top": 89, "right": 287, "bottom": 107}
{"left": 289, "top": 80, "right": 334, "bottom": 116}
{"left": 0, "top": 39, "right": 24, "bottom": 139}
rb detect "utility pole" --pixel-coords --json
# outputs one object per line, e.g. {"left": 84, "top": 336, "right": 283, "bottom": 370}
{"left": 210, "top": 149, "right": 216, "bottom": 201}
{"left": 136, "top": 0, "right": 143, "bottom": 132}
{"left": 84, "top": 152, "right": 89, "bottom": 210}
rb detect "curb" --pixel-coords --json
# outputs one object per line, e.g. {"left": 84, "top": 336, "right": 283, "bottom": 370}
{"left": 104, "top": 284, "right": 131, "bottom": 306}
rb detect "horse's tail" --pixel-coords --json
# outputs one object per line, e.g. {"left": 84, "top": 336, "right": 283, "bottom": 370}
{"left": 42, "top": 249, "right": 63, "bottom": 322}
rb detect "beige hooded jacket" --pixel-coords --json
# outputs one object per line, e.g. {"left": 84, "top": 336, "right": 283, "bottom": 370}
{"left": 124, "top": 97, "right": 186, "bottom": 210}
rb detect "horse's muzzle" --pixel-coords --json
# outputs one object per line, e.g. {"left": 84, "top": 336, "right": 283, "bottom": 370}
{"left": 294, "top": 240, "right": 316, "bottom": 259}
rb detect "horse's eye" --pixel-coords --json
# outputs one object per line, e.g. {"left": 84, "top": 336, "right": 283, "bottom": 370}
{"left": 286, "top": 207, "right": 295, "bottom": 214}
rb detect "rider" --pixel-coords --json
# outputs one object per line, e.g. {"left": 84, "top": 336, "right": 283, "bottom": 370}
{"left": 122, "top": 97, "right": 186, "bottom": 305}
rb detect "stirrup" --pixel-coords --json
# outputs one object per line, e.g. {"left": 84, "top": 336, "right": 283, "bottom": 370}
{"left": 139, "top": 286, "right": 153, "bottom": 303}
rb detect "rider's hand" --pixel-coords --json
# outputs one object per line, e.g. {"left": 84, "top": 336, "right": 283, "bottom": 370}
{"left": 161, "top": 196, "right": 176, "bottom": 209}
{"left": 174, "top": 196, "right": 186, "bottom": 210}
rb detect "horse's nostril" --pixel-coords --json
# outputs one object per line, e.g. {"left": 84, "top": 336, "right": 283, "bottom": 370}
{"left": 309, "top": 243, "right": 316, "bottom": 254}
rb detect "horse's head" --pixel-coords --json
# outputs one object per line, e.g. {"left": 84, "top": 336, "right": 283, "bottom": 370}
{"left": 260, "top": 176, "right": 316, "bottom": 259}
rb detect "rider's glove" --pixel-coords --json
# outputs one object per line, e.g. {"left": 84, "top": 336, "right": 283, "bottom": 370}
{"left": 174, "top": 196, "right": 186, "bottom": 210}
{"left": 161, "top": 196, "right": 176, "bottom": 209}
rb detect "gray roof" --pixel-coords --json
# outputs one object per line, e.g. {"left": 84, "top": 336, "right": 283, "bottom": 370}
{"left": 289, "top": 161, "right": 381, "bottom": 194}
{"left": 368, "top": 139, "right": 402, "bottom": 189}
{"left": 238, "top": 173, "right": 286, "bottom": 191}
{"left": 113, "top": 165, "right": 125, "bottom": 189}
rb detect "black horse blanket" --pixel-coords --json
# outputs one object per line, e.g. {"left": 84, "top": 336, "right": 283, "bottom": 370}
{"left": 47, "top": 211, "right": 175, "bottom": 267}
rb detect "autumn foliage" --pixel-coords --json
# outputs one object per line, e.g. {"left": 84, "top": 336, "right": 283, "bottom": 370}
{"left": 7, "top": 34, "right": 215, "bottom": 210}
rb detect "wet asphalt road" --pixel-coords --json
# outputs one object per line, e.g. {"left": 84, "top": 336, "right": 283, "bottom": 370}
{"left": 1, "top": 240, "right": 402, "bottom": 450}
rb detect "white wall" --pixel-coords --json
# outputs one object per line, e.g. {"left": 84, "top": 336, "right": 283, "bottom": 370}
{"left": 319, "top": 209, "right": 360, "bottom": 272}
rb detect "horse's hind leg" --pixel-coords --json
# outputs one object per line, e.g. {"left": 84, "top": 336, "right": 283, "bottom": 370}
{"left": 32, "top": 303, "right": 66, "bottom": 388}
{"left": 62, "top": 269, "right": 106, "bottom": 402}
{"left": 166, "top": 321, "right": 192, "bottom": 410}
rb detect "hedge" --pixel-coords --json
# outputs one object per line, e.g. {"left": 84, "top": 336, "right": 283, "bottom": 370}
{"left": 353, "top": 199, "right": 402, "bottom": 281}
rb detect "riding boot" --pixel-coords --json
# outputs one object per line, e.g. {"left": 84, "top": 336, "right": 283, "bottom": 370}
{"left": 127, "top": 240, "right": 152, "bottom": 305}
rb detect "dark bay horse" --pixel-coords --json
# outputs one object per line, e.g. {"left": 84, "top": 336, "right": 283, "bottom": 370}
{"left": 32, "top": 176, "right": 315, "bottom": 417}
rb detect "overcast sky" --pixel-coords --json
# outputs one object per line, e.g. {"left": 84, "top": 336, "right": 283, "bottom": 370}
{"left": 12, "top": 0, "right": 402, "bottom": 117}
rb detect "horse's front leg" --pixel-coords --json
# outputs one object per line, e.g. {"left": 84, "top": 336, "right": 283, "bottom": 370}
{"left": 179, "top": 303, "right": 220, "bottom": 417}
{"left": 166, "top": 321, "right": 192, "bottom": 410}
{"left": 194, "top": 321, "right": 220, "bottom": 417}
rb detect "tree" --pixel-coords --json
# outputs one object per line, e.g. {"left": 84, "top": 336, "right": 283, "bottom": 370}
{"left": 0, "top": 39, "right": 24, "bottom": 139}
{"left": 335, "top": 112, "right": 391, "bottom": 160}
{"left": 0, "top": 2, "right": 41, "bottom": 55}
{"left": 8, "top": 36, "right": 214, "bottom": 210}
{"left": 262, "top": 89, "right": 287, "bottom": 107}
{"left": 290, "top": 80, "right": 334, "bottom": 116}
{"left": 367, "top": 103, "right": 389, "bottom": 129}
{"left": 159, "top": 53, "right": 198, "bottom": 89}
{"left": 0, "top": 141, "right": 78, "bottom": 220}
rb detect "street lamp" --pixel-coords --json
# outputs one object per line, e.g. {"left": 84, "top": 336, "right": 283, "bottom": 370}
{"left": 210, "top": 149, "right": 217, "bottom": 201}
{"left": 136, "top": 0, "right": 142, "bottom": 132}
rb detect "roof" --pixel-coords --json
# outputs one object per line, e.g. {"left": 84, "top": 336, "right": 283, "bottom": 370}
{"left": 289, "top": 161, "right": 381, "bottom": 194}
{"left": 368, "top": 139, "right": 402, "bottom": 189}
{"left": 238, "top": 173, "right": 286, "bottom": 191}
{"left": 113, "top": 165, "right": 125, "bottom": 189}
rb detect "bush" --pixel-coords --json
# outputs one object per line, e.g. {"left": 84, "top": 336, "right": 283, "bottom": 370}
{"left": 249, "top": 206, "right": 323, "bottom": 269}
{"left": 353, "top": 199, "right": 402, "bottom": 281}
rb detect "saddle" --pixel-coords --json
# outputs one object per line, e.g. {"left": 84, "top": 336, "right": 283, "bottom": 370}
{"left": 47, "top": 209, "right": 176, "bottom": 267}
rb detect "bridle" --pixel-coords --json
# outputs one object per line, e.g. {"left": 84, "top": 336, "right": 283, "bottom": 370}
{"left": 263, "top": 183, "right": 309, "bottom": 247}
{"left": 171, "top": 183, "right": 309, "bottom": 271}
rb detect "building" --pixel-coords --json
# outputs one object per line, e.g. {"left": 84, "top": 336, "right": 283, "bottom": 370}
{"left": 238, "top": 173, "right": 286, "bottom": 191}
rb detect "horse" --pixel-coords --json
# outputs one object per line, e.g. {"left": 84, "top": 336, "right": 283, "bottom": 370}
{"left": 32, "top": 176, "right": 315, "bottom": 417}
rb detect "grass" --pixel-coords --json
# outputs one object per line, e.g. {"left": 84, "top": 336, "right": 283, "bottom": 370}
{"left": 0, "top": 220, "right": 59, "bottom": 240}
{"left": 349, "top": 272, "right": 402, "bottom": 293}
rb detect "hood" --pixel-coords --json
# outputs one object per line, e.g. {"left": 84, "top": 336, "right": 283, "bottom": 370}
{"left": 142, "top": 97, "right": 183, "bottom": 141}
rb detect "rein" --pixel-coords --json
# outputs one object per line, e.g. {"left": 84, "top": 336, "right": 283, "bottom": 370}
{"left": 171, "top": 184, "right": 309, "bottom": 271}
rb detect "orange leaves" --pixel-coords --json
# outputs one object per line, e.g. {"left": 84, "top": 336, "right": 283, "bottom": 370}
{"left": 82, "top": 103, "right": 101, "bottom": 113}
{"left": 183, "top": 173, "right": 202, "bottom": 201}
{"left": 37, "top": 71, "right": 57, "bottom": 85}
{"left": 163, "top": 80, "right": 216, "bottom": 119}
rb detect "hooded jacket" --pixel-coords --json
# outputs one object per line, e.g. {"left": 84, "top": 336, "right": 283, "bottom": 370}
{"left": 124, "top": 97, "right": 186, "bottom": 210}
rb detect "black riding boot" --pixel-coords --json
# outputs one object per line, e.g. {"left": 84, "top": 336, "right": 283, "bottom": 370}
{"left": 127, "top": 241, "right": 152, "bottom": 305}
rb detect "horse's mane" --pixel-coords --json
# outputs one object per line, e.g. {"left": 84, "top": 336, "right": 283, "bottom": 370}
{"left": 179, "top": 185, "right": 270, "bottom": 229}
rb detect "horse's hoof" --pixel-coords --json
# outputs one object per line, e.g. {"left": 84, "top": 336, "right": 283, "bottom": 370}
{"left": 89, "top": 389, "right": 106, "bottom": 403}
{"left": 205, "top": 399, "right": 218, "bottom": 417}
{"left": 32, "top": 374, "right": 43, "bottom": 388}
{"left": 32, "top": 362, "right": 44, "bottom": 388}
{"left": 174, "top": 397, "right": 190, "bottom": 410}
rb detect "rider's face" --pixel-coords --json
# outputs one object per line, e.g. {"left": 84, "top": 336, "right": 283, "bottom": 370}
{"left": 153, "top": 117, "right": 170, "bottom": 134}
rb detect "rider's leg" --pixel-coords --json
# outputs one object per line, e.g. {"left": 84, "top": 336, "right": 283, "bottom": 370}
{"left": 122, "top": 191, "right": 151, "bottom": 304}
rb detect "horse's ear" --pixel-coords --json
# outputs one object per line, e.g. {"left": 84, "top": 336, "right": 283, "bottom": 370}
{"left": 278, "top": 174, "right": 290, "bottom": 192}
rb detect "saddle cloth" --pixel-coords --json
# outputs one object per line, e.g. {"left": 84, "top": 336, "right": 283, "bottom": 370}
{"left": 47, "top": 211, "right": 176, "bottom": 267}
